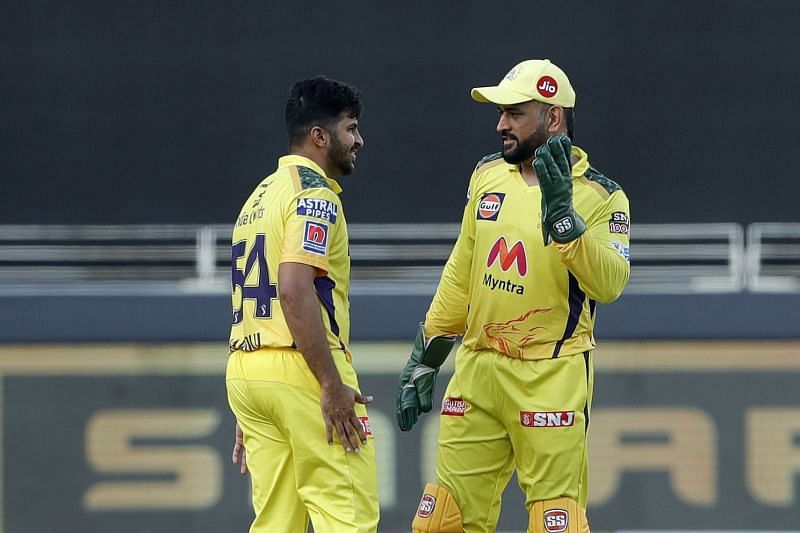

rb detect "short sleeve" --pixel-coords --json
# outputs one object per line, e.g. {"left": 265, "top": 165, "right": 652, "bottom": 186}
{"left": 280, "top": 187, "right": 343, "bottom": 273}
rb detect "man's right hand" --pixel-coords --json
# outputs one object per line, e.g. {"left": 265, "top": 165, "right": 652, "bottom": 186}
{"left": 232, "top": 421, "right": 248, "bottom": 475}
{"left": 320, "top": 382, "right": 373, "bottom": 454}
{"left": 396, "top": 324, "right": 456, "bottom": 432}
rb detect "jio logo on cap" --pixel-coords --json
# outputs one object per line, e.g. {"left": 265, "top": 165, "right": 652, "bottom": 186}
{"left": 536, "top": 76, "right": 558, "bottom": 98}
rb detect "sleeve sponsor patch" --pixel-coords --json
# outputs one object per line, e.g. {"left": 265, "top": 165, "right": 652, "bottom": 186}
{"left": 302, "top": 221, "right": 329, "bottom": 256}
{"left": 610, "top": 241, "right": 630, "bottom": 263}
{"left": 609, "top": 211, "right": 629, "bottom": 234}
{"left": 297, "top": 197, "right": 338, "bottom": 223}
{"left": 477, "top": 192, "right": 506, "bottom": 221}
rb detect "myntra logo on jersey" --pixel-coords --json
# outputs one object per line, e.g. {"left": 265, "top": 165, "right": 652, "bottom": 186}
{"left": 487, "top": 236, "right": 527, "bottom": 276}
{"left": 441, "top": 397, "right": 468, "bottom": 416}
{"left": 543, "top": 509, "right": 569, "bottom": 533}
{"left": 297, "top": 197, "right": 338, "bottom": 223}
{"left": 417, "top": 494, "right": 436, "bottom": 518}
{"left": 520, "top": 411, "right": 575, "bottom": 427}
{"left": 477, "top": 192, "right": 505, "bottom": 221}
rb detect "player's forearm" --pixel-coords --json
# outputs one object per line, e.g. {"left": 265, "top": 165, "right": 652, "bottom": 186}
{"left": 555, "top": 232, "right": 630, "bottom": 303}
{"left": 424, "top": 259, "right": 469, "bottom": 337}
{"left": 279, "top": 266, "right": 342, "bottom": 390}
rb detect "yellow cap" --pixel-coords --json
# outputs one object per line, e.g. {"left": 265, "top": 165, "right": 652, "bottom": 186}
{"left": 471, "top": 59, "right": 576, "bottom": 107}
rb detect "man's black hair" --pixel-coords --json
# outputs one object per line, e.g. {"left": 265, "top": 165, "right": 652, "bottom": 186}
{"left": 285, "top": 76, "right": 363, "bottom": 146}
{"left": 538, "top": 103, "right": 576, "bottom": 141}
{"left": 564, "top": 108, "right": 575, "bottom": 141}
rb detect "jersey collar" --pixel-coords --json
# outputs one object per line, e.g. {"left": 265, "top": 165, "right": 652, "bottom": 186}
{"left": 570, "top": 146, "right": 590, "bottom": 177}
{"left": 278, "top": 154, "right": 343, "bottom": 193}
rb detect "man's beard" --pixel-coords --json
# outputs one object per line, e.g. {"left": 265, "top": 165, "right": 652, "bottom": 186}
{"left": 502, "top": 124, "right": 549, "bottom": 165}
{"left": 329, "top": 134, "right": 355, "bottom": 176}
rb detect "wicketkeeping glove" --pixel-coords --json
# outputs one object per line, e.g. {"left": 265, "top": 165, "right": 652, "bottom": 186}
{"left": 534, "top": 134, "right": 586, "bottom": 246}
{"left": 395, "top": 324, "right": 456, "bottom": 432}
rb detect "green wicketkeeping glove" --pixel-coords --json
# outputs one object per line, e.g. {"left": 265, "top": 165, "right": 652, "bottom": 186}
{"left": 534, "top": 134, "right": 586, "bottom": 246}
{"left": 395, "top": 324, "right": 456, "bottom": 432}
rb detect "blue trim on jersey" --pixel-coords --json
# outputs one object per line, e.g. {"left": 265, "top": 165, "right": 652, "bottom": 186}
{"left": 314, "top": 275, "right": 340, "bottom": 337}
{"left": 552, "top": 272, "right": 586, "bottom": 358}
{"left": 583, "top": 350, "right": 591, "bottom": 433}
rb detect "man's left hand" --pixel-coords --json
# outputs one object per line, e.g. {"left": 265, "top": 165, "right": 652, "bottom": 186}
{"left": 534, "top": 134, "right": 586, "bottom": 245}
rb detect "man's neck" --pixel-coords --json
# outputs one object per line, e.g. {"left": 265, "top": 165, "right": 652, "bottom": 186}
{"left": 289, "top": 148, "right": 334, "bottom": 178}
{"left": 518, "top": 150, "right": 577, "bottom": 187}
{"left": 519, "top": 159, "right": 540, "bottom": 187}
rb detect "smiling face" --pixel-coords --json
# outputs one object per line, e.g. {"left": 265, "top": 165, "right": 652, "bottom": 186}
{"left": 496, "top": 101, "right": 553, "bottom": 165}
{"left": 326, "top": 112, "right": 364, "bottom": 176}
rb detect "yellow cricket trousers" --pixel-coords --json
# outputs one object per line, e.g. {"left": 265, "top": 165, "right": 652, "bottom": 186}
{"left": 226, "top": 348, "right": 379, "bottom": 533}
{"left": 434, "top": 345, "right": 593, "bottom": 532}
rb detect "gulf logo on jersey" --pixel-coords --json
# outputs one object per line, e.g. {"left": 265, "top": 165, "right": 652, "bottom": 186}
{"left": 477, "top": 192, "right": 505, "bottom": 221}
{"left": 487, "top": 236, "right": 527, "bottom": 276}
{"left": 302, "top": 221, "right": 328, "bottom": 256}
{"left": 543, "top": 509, "right": 569, "bottom": 533}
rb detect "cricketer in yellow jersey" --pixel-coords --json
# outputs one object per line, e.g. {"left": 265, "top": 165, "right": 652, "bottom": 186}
{"left": 396, "top": 60, "right": 630, "bottom": 533}
{"left": 227, "top": 77, "right": 379, "bottom": 532}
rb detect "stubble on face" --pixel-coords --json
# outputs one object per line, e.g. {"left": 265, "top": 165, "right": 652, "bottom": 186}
{"left": 501, "top": 104, "right": 551, "bottom": 165}
{"left": 328, "top": 132, "right": 355, "bottom": 175}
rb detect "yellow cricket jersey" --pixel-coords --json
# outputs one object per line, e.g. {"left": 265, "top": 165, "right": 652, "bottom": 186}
{"left": 229, "top": 155, "right": 352, "bottom": 360}
{"left": 424, "top": 146, "right": 631, "bottom": 360}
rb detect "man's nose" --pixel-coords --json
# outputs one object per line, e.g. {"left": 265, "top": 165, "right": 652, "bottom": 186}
{"left": 496, "top": 115, "right": 507, "bottom": 133}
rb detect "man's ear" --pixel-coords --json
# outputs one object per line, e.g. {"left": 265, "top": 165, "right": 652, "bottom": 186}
{"left": 310, "top": 125, "right": 327, "bottom": 148}
{"left": 547, "top": 106, "right": 565, "bottom": 135}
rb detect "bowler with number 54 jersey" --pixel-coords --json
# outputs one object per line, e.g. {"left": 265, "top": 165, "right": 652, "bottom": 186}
{"left": 226, "top": 76, "right": 378, "bottom": 533}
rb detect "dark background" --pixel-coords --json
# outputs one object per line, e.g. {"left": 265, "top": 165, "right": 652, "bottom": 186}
{"left": 2, "top": 1, "right": 798, "bottom": 225}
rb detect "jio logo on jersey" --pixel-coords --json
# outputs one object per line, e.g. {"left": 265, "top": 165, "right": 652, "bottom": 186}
{"left": 487, "top": 236, "right": 527, "bottom": 276}
{"left": 543, "top": 509, "right": 569, "bottom": 533}
{"left": 477, "top": 192, "right": 505, "bottom": 221}
{"left": 302, "top": 221, "right": 328, "bottom": 256}
{"left": 536, "top": 75, "right": 558, "bottom": 98}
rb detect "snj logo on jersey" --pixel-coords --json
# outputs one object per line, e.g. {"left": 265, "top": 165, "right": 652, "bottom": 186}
{"left": 417, "top": 494, "right": 436, "bottom": 518}
{"left": 302, "top": 221, "right": 328, "bottom": 256}
{"left": 441, "top": 397, "right": 469, "bottom": 416}
{"left": 543, "top": 508, "right": 569, "bottom": 533}
{"left": 520, "top": 411, "right": 575, "bottom": 428}
{"left": 477, "top": 192, "right": 505, "bottom": 221}
{"left": 536, "top": 76, "right": 558, "bottom": 98}
{"left": 487, "top": 237, "right": 527, "bottom": 276}
{"left": 297, "top": 197, "right": 338, "bottom": 223}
